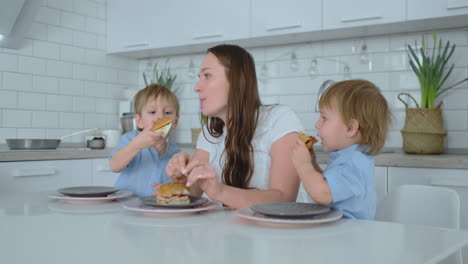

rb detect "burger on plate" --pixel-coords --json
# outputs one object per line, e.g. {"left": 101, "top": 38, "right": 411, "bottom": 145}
{"left": 299, "top": 132, "right": 318, "bottom": 151}
{"left": 156, "top": 182, "right": 190, "bottom": 204}
{"left": 151, "top": 117, "right": 173, "bottom": 137}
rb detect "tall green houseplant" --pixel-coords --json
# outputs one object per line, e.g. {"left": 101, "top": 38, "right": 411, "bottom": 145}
{"left": 407, "top": 31, "right": 468, "bottom": 108}
{"left": 143, "top": 58, "right": 177, "bottom": 91}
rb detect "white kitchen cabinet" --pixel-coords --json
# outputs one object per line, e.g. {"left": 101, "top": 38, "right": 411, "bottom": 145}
{"left": 387, "top": 166, "right": 468, "bottom": 263}
{"left": 0, "top": 159, "right": 92, "bottom": 193}
{"left": 374, "top": 166, "right": 387, "bottom": 206}
{"left": 408, "top": 0, "right": 468, "bottom": 20}
{"left": 251, "top": 0, "right": 321, "bottom": 37}
{"left": 323, "top": 0, "right": 406, "bottom": 30}
{"left": 92, "top": 158, "right": 119, "bottom": 187}
{"left": 107, "top": 0, "right": 250, "bottom": 54}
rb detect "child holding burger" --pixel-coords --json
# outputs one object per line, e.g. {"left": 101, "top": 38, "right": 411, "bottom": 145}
{"left": 109, "top": 84, "right": 180, "bottom": 197}
{"left": 292, "top": 80, "right": 390, "bottom": 219}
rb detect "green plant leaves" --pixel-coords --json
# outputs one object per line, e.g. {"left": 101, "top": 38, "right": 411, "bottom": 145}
{"left": 143, "top": 58, "right": 178, "bottom": 91}
{"left": 407, "top": 31, "right": 468, "bottom": 108}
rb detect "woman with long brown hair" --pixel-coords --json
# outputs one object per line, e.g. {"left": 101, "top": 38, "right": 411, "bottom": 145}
{"left": 163, "top": 44, "right": 303, "bottom": 209}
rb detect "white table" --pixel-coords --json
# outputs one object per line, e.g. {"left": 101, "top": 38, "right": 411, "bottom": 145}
{"left": 0, "top": 192, "right": 467, "bottom": 264}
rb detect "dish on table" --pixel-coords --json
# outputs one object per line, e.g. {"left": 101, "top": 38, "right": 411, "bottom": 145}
{"left": 122, "top": 198, "right": 220, "bottom": 215}
{"left": 57, "top": 186, "right": 119, "bottom": 197}
{"left": 235, "top": 207, "right": 343, "bottom": 226}
{"left": 251, "top": 202, "right": 330, "bottom": 218}
{"left": 48, "top": 190, "right": 132, "bottom": 204}
{"left": 139, "top": 195, "right": 208, "bottom": 209}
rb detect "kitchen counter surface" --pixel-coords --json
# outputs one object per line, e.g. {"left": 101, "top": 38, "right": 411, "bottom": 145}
{"left": 1, "top": 143, "right": 468, "bottom": 170}
{"left": 1, "top": 191, "right": 467, "bottom": 264}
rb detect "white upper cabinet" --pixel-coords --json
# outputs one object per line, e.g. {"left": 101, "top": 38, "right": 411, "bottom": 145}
{"left": 322, "top": 0, "right": 406, "bottom": 30}
{"left": 408, "top": 0, "right": 468, "bottom": 20}
{"left": 251, "top": 0, "right": 321, "bottom": 37}
{"left": 107, "top": 0, "right": 249, "bottom": 54}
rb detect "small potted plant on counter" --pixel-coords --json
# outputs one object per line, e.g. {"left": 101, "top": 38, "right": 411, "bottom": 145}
{"left": 399, "top": 31, "right": 468, "bottom": 154}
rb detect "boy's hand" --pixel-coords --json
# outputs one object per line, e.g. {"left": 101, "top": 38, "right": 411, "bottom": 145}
{"left": 292, "top": 138, "right": 312, "bottom": 167}
{"left": 134, "top": 129, "right": 165, "bottom": 150}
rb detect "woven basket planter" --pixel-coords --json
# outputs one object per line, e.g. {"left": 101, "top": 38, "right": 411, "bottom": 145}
{"left": 398, "top": 93, "right": 447, "bottom": 154}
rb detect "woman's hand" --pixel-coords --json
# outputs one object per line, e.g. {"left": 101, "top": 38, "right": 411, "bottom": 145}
{"left": 185, "top": 160, "right": 224, "bottom": 201}
{"left": 166, "top": 152, "right": 191, "bottom": 184}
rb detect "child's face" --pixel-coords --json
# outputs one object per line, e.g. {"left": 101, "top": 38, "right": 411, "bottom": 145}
{"left": 315, "top": 105, "right": 351, "bottom": 152}
{"left": 135, "top": 95, "right": 178, "bottom": 133}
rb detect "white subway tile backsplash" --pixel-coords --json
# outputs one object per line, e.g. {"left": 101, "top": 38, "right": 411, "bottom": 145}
{"left": 96, "top": 3, "right": 106, "bottom": 20}
{"left": 96, "top": 67, "right": 118, "bottom": 83}
{"left": 0, "top": 128, "right": 17, "bottom": 142}
{"left": 106, "top": 115, "right": 119, "bottom": 129}
{"left": 73, "top": 64, "right": 97, "bottom": 81}
{"left": 33, "top": 40, "right": 60, "bottom": 59}
{"left": 61, "top": 11, "right": 86, "bottom": 31}
{"left": 2, "top": 110, "right": 31, "bottom": 128}
{"left": 117, "top": 70, "right": 139, "bottom": 86}
{"left": 447, "top": 131, "right": 468, "bottom": 149}
{"left": 74, "top": 0, "right": 98, "bottom": 18}
{"left": 32, "top": 111, "right": 59, "bottom": 128}
{"left": 61, "top": 45, "right": 85, "bottom": 63}
{"left": 73, "top": 31, "right": 98, "bottom": 48}
{"left": 446, "top": 88, "right": 468, "bottom": 109}
{"left": 35, "top": 6, "right": 61, "bottom": 26}
{"left": 26, "top": 23, "right": 48, "bottom": 41}
{"left": 18, "top": 128, "right": 46, "bottom": 139}
{"left": 18, "top": 92, "right": 47, "bottom": 110}
{"left": 59, "top": 78, "right": 84, "bottom": 96}
{"left": 84, "top": 113, "right": 106, "bottom": 128}
{"left": 47, "top": 0, "right": 74, "bottom": 12}
{"left": 443, "top": 110, "right": 468, "bottom": 130}
{"left": 47, "top": 60, "right": 73, "bottom": 78}
{"left": 85, "top": 49, "right": 107, "bottom": 65}
{"left": 0, "top": 91, "right": 18, "bottom": 109}
{"left": 323, "top": 39, "right": 355, "bottom": 56}
{"left": 18, "top": 56, "right": 47, "bottom": 75}
{"left": 372, "top": 52, "right": 407, "bottom": 72}
{"left": 3, "top": 72, "right": 33, "bottom": 92}
{"left": 46, "top": 94, "right": 73, "bottom": 111}
{"left": 85, "top": 17, "right": 106, "bottom": 35}
{"left": 279, "top": 95, "right": 315, "bottom": 113}
{"left": 47, "top": 25, "right": 74, "bottom": 45}
{"left": 85, "top": 81, "right": 107, "bottom": 98}
{"left": 95, "top": 98, "right": 115, "bottom": 114}
{"left": 33, "top": 76, "right": 59, "bottom": 94}
{"left": 266, "top": 77, "right": 322, "bottom": 95}
{"left": 73, "top": 96, "right": 95, "bottom": 112}
{"left": 60, "top": 112, "right": 83, "bottom": 128}
{"left": 451, "top": 46, "right": 468, "bottom": 67}
{"left": 0, "top": 53, "right": 18, "bottom": 72}
{"left": 97, "top": 35, "right": 106, "bottom": 51}
{"left": 388, "top": 71, "right": 419, "bottom": 90}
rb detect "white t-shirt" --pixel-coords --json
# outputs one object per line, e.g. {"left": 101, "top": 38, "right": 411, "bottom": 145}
{"left": 196, "top": 105, "right": 303, "bottom": 190}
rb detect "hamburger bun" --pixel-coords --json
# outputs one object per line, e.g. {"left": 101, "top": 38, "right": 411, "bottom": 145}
{"left": 156, "top": 182, "right": 190, "bottom": 204}
{"left": 299, "top": 132, "right": 318, "bottom": 151}
{"left": 151, "top": 117, "right": 173, "bottom": 137}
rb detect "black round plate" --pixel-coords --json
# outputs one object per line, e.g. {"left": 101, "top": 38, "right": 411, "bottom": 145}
{"left": 251, "top": 202, "right": 330, "bottom": 218}
{"left": 58, "top": 186, "right": 119, "bottom": 197}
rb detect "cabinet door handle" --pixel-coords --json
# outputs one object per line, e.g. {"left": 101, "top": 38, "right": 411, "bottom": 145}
{"left": 447, "top": 1, "right": 468, "bottom": 10}
{"left": 341, "top": 15, "right": 382, "bottom": 23}
{"left": 430, "top": 178, "right": 468, "bottom": 188}
{"left": 266, "top": 22, "right": 302, "bottom": 31}
{"left": 192, "top": 33, "right": 223, "bottom": 40}
{"left": 123, "top": 42, "right": 149, "bottom": 48}
{"left": 97, "top": 166, "right": 113, "bottom": 173}
{"left": 13, "top": 168, "right": 56, "bottom": 177}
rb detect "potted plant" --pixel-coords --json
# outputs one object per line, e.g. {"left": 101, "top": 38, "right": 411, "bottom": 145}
{"left": 143, "top": 58, "right": 177, "bottom": 91}
{"left": 399, "top": 31, "right": 468, "bottom": 154}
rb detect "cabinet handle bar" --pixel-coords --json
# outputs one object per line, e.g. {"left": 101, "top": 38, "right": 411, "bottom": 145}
{"left": 124, "top": 42, "right": 149, "bottom": 48}
{"left": 341, "top": 15, "right": 382, "bottom": 23}
{"left": 447, "top": 3, "right": 468, "bottom": 10}
{"left": 192, "top": 33, "right": 223, "bottom": 40}
{"left": 266, "top": 22, "right": 302, "bottom": 31}
{"left": 430, "top": 178, "right": 468, "bottom": 188}
{"left": 13, "top": 168, "right": 56, "bottom": 177}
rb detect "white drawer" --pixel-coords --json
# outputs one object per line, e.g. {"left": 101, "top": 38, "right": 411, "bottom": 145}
{"left": 0, "top": 160, "right": 92, "bottom": 193}
{"left": 92, "top": 158, "right": 118, "bottom": 187}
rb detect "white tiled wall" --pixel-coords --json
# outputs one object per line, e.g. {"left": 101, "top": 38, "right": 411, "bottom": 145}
{"left": 140, "top": 28, "right": 468, "bottom": 149}
{"left": 0, "top": 0, "right": 139, "bottom": 143}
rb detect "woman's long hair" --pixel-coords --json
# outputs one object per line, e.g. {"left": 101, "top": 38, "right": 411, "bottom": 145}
{"left": 206, "top": 44, "right": 261, "bottom": 189}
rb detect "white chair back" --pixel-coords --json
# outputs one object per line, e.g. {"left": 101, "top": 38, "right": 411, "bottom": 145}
{"left": 376, "top": 184, "right": 462, "bottom": 264}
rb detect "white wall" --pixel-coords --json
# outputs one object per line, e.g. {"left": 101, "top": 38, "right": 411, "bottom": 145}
{"left": 0, "top": 0, "right": 139, "bottom": 143}
{"left": 141, "top": 28, "right": 468, "bottom": 150}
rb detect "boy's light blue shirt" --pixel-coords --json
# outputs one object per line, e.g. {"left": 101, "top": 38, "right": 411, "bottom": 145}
{"left": 324, "top": 144, "right": 376, "bottom": 220}
{"left": 109, "top": 130, "right": 180, "bottom": 197}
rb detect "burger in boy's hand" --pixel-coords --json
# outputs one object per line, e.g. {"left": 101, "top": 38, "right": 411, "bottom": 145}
{"left": 151, "top": 117, "right": 172, "bottom": 137}
{"left": 299, "top": 132, "right": 318, "bottom": 151}
{"left": 156, "top": 182, "right": 190, "bottom": 204}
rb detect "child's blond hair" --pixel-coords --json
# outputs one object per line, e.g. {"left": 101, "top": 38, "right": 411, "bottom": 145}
{"left": 133, "top": 83, "right": 179, "bottom": 117}
{"left": 319, "top": 79, "right": 390, "bottom": 155}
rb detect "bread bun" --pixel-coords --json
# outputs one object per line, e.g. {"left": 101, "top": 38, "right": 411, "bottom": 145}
{"left": 151, "top": 117, "right": 173, "bottom": 137}
{"left": 299, "top": 132, "right": 318, "bottom": 151}
{"left": 156, "top": 182, "right": 190, "bottom": 204}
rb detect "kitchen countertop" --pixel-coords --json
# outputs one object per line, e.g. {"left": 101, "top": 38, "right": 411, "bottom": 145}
{"left": 1, "top": 143, "right": 468, "bottom": 170}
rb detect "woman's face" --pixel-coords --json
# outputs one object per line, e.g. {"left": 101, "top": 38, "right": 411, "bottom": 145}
{"left": 194, "top": 52, "right": 230, "bottom": 122}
